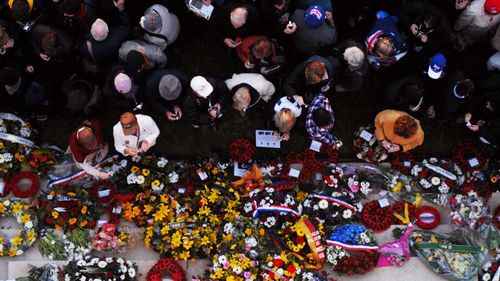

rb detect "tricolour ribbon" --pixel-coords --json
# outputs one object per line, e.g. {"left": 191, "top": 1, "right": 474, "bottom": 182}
{"left": 326, "top": 239, "right": 379, "bottom": 251}
{"left": 48, "top": 155, "right": 120, "bottom": 188}
{"left": 252, "top": 200, "right": 300, "bottom": 219}
{"left": 311, "top": 193, "right": 357, "bottom": 212}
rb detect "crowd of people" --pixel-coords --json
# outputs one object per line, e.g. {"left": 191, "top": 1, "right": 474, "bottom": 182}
{"left": 0, "top": 0, "right": 499, "bottom": 171}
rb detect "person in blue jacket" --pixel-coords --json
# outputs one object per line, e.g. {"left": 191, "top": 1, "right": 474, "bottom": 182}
{"left": 365, "top": 11, "right": 408, "bottom": 69}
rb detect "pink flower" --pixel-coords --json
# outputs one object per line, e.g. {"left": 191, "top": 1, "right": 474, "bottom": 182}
{"left": 223, "top": 262, "right": 230, "bottom": 270}
{"left": 244, "top": 271, "right": 251, "bottom": 278}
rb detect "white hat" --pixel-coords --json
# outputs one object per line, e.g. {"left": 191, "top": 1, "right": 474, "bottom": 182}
{"left": 190, "top": 76, "right": 213, "bottom": 98}
{"left": 274, "top": 96, "right": 302, "bottom": 117}
{"left": 343, "top": 46, "right": 364, "bottom": 69}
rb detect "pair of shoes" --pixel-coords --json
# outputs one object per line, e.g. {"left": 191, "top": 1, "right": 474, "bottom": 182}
{"left": 192, "top": 123, "right": 200, "bottom": 129}
{"left": 210, "top": 123, "right": 219, "bottom": 132}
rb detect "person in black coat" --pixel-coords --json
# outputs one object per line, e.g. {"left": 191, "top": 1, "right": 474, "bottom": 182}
{"left": 258, "top": 0, "right": 292, "bottom": 39}
{"left": 146, "top": 68, "right": 189, "bottom": 121}
{"left": 27, "top": 23, "right": 74, "bottom": 64}
{"left": 76, "top": 0, "right": 129, "bottom": 72}
{"left": 211, "top": 2, "right": 261, "bottom": 48}
{"left": 330, "top": 39, "right": 369, "bottom": 92}
{"left": 465, "top": 91, "right": 500, "bottom": 154}
{"left": 103, "top": 63, "right": 141, "bottom": 112}
{"left": 435, "top": 71, "right": 474, "bottom": 120}
{"left": 380, "top": 75, "right": 427, "bottom": 113}
{"left": 184, "top": 76, "right": 229, "bottom": 131}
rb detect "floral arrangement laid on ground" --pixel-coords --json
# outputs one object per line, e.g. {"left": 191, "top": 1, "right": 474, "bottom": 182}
{"left": 38, "top": 186, "right": 101, "bottom": 230}
{"left": 452, "top": 140, "right": 486, "bottom": 173}
{"left": 0, "top": 113, "right": 37, "bottom": 178}
{"left": 410, "top": 158, "right": 465, "bottom": 194}
{"left": 351, "top": 126, "right": 388, "bottom": 163}
{"left": 410, "top": 230, "right": 484, "bottom": 281}
{"left": 38, "top": 228, "right": 91, "bottom": 260}
{"left": 0, "top": 199, "right": 38, "bottom": 257}
{"left": 92, "top": 222, "right": 135, "bottom": 253}
{"left": 63, "top": 256, "right": 138, "bottom": 281}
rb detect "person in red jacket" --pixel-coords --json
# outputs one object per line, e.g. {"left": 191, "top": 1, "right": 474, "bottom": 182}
{"left": 235, "top": 35, "right": 285, "bottom": 75}
{"left": 68, "top": 119, "right": 110, "bottom": 179}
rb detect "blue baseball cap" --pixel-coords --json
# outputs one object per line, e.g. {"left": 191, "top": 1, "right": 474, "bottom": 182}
{"left": 304, "top": 5, "right": 327, "bottom": 28}
{"left": 428, "top": 53, "right": 446, "bottom": 79}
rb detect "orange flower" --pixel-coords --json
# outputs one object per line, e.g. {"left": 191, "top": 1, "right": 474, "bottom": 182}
{"left": 69, "top": 218, "right": 77, "bottom": 225}
{"left": 81, "top": 205, "right": 87, "bottom": 214}
{"left": 492, "top": 176, "right": 498, "bottom": 183}
{"left": 55, "top": 225, "right": 62, "bottom": 231}
{"left": 259, "top": 228, "right": 265, "bottom": 236}
{"left": 80, "top": 220, "right": 88, "bottom": 227}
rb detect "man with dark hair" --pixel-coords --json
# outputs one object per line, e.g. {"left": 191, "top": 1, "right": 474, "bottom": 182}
{"left": 305, "top": 92, "right": 340, "bottom": 146}
{"left": 435, "top": 69, "right": 474, "bottom": 120}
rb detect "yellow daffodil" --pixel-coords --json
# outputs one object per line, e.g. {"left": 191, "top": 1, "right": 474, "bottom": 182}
{"left": 20, "top": 214, "right": 31, "bottom": 223}
{"left": 161, "top": 225, "right": 171, "bottom": 235}
{"left": 11, "top": 236, "right": 22, "bottom": 246}
{"left": 142, "top": 169, "right": 150, "bottom": 176}
{"left": 200, "top": 236, "right": 210, "bottom": 246}
{"left": 151, "top": 180, "right": 160, "bottom": 187}
{"left": 153, "top": 211, "right": 165, "bottom": 222}
{"left": 179, "top": 251, "right": 190, "bottom": 260}
{"left": 0, "top": 203, "right": 6, "bottom": 213}
{"left": 11, "top": 202, "right": 23, "bottom": 214}
{"left": 9, "top": 249, "right": 17, "bottom": 257}
{"left": 182, "top": 237, "right": 194, "bottom": 250}
{"left": 51, "top": 211, "right": 59, "bottom": 219}
{"left": 198, "top": 205, "right": 210, "bottom": 217}
{"left": 131, "top": 166, "right": 139, "bottom": 173}
{"left": 160, "top": 194, "right": 170, "bottom": 204}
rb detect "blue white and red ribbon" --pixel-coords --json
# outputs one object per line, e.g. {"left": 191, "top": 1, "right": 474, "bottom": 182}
{"left": 326, "top": 239, "right": 379, "bottom": 251}
{"left": 311, "top": 193, "right": 357, "bottom": 212}
{"left": 252, "top": 200, "right": 300, "bottom": 219}
{"left": 48, "top": 155, "right": 120, "bottom": 188}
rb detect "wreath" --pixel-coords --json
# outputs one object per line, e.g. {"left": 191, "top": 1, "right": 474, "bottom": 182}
{"left": 361, "top": 201, "right": 393, "bottom": 232}
{"left": 352, "top": 126, "right": 388, "bottom": 163}
{"left": 0, "top": 199, "right": 38, "bottom": 256}
{"left": 91, "top": 180, "right": 117, "bottom": 204}
{"left": 415, "top": 206, "right": 440, "bottom": 230}
{"left": 390, "top": 152, "right": 415, "bottom": 174}
{"left": 146, "top": 258, "right": 186, "bottom": 281}
{"left": 452, "top": 140, "right": 486, "bottom": 172}
{"left": 229, "top": 138, "right": 255, "bottom": 164}
{"left": 333, "top": 250, "right": 379, "bottom": 275}
{"left": 8, "top": 171, "right": 40, "bottom": 198}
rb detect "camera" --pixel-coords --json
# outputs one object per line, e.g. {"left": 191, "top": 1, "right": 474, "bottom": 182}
{"left": 209, "top": 106, "right": 223, "bottom": 119}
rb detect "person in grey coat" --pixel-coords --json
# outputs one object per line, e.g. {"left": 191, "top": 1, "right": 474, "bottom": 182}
{"left": 139, "top": 4, "right": 180, "bottom": 51}
{"left": 118, "top": 40, "right": 167, "bottom": 72}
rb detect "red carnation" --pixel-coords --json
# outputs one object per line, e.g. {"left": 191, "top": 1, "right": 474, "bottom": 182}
{"left": 273, "top": 258, "right": 283, "bottom": 267}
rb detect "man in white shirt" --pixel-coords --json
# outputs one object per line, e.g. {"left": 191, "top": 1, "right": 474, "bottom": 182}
{"left": 113, "top": 112, "right": 160, "bottom": 156}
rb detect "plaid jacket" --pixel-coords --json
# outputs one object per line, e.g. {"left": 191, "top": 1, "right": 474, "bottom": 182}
{"left": 305, "top": 93, "right": 337, "bottom": 144}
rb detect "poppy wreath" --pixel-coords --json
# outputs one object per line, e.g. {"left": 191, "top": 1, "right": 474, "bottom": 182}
{"left": 97, "top": 205, "right": 121, "bottom": 225}
{"left": 495, "top": 205, "right": 500, "bottom": 230}
{"left": 415, "top": 206, "right": 441, "bottom": 230}
{"left": 334, "top": 250, "right": 379, "bottom": 275}
{"left": 361, "top": 201, "right": 393, "bottom": 232}
{"left": 115, "top": 193, "right": 137, "bottom": 204}
{"left": 8, "top": 171, "right": 40, "bottom": 198}
{"left": 390, "top": 201, "right": 416, "bottom": 225}
{"left": 146, "top": 258, "right": 186, "bottom": 281}
{"left": 229, "top": 138, "right": 255, "bottom": 164}
{"left": 452, "top": 140, "right": 486, "bottom": 172}
{"left": 91, "top": 180, "right": 117, "bottom": 204}
{"left": 390, "top": 152, "right": 415, "bottom": 174}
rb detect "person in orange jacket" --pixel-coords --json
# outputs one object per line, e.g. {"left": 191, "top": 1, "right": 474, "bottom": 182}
{"left": 374, "top": 109, "right": 424, "bottom": 152}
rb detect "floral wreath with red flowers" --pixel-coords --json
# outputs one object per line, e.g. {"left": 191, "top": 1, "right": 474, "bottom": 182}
{"left": 361, "top": 200, "right": 415, "bottom": 232}
{"left": 480, "top": 256, "right": 500, "bottom": 281}
{"left": 390, "top": 152, "right": 415, "bottom": 174}
{"left": 329, "top": 247, "right": 379, "bottom": 276}
{"left": 229, "top": 138, "right": 256, "bottom": 164}
{"left": 146, "top": 258, "right": 186, "bottom": 281}
{"left": 452, "top": 140, "right": 486, "bottom": 173}
{"left": 91, "top": 180, "right": 117, "bottom": 204}
{"left": 410, "top": 158, "right": 465, "bottom": 194}
{"left": 8, "top": 171, "right": 40, "bottom": 198}
{"left": 281, "top": 143, "right": 339, "bottom": 183}
{"left": 351, "top": 126, "right": 388, "bottom": 163}
{"left": 415, "top": 206, "right": 441, "bottom": 230}
{"left": 25, "top": 149, "right": 58, "bottom": 176}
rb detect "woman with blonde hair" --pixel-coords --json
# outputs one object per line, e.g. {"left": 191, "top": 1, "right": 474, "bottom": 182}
{"left": 272, "top": 95, "right": 304, "bottom": 141}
